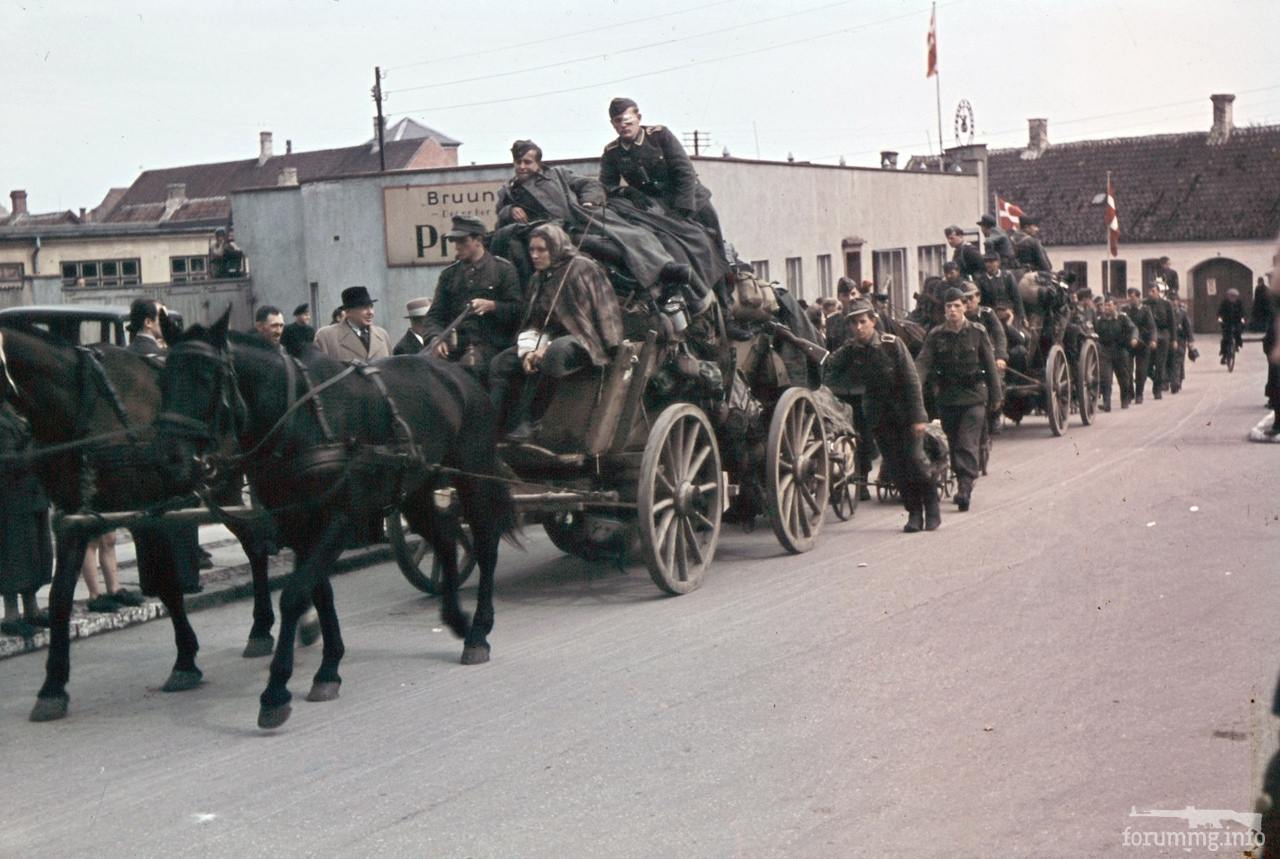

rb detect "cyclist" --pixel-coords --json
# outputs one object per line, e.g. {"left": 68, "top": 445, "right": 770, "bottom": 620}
{"left": 1217, "top": 288, "right": 1246, "bottom": 365}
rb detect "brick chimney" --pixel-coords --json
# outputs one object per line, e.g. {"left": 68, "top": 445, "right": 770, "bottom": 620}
{"left": 277, "top": 166, "right": 299, "bottom": 186}
{"left": 1023, "top": 118, "right": 1049, "bottom": 159}
{"left": 258, "top": 131, "right": 273, "bottom": 165}
{"left": 286, "top": 139, "right": 293, "bottom": 154}
{"left": 9, "top": 190, "right": 28, "bottom": 217}
{"left": 880, "top": 150, "right": 899, "bottom": 169}
{"left": 1208, "top": 93, "right": 1235, "bottom": 145}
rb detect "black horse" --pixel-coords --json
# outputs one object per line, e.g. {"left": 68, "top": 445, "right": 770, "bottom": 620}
{"left": 155, "top": 311, "right": 514, "bottom": 729}
{"left": 0, "top": 324, "right": 290, "bottom": 722}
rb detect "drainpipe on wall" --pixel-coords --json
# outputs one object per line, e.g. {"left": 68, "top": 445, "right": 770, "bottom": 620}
{"left": 31, "top": 236, "right": 41, "bottom": 275}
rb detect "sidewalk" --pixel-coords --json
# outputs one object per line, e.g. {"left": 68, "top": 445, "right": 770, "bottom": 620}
{"left": 0, "top": 525, "right": 394, "bottom": 660}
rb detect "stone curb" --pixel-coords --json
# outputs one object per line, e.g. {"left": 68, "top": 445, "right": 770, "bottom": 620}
{"left": 0, "top": 544, "right": 395, "bottom": 660}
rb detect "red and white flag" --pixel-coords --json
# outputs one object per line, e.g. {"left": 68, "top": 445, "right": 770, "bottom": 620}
{"left": 1105, "top": 175, "right": 1120, "bottom": 257}
{"left": 926, "top": 3, "right": 937, "bottom": 78}
{"left": 996, "top": 196, "right": 1023, "bottom": 231}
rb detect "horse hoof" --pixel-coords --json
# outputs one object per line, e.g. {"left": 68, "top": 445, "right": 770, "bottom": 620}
{"left": 298, "top": 616, "right": 321, "bottom": 648}
{"left": 305, "top": 681, "right": 341, "bottom": 702}
{"left": 29, "top": 694, "right": 69, "bottom": 722}
{"left": 161, "top": 669, "right": 204, "bottom": 693}
{"left": 257, "top": 704, "right": 292, "bottom": 730}
{"left": 460, "top": 645, "right": 490, "bottom": 665}
{"left": 242, "top": 635, "right": 275, "bottom": 658}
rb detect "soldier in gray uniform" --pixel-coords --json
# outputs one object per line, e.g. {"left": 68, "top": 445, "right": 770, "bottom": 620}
{"left": 1122, "top": 287, "right": 1157, "bottom": 404}
{"left": 962, "top": 280, "right": 1008, "bottom": 437}
{"left": 977, "top": 215, "right": 1015, "bottom": 270}
{"left": 827, "top": 299, "right": 939, "bottom": 532}
{"left": 1010, "top": 216, "right": 1053, "bottom": 273}
{"left": 1093, "top": 296, "right": 1139, "bottom": 410}
{"left": 916, "top": 288, "right": 1003, "bottom": 512}
{"left": 1143, "top": 281, "right": 1177, "bottom": 399}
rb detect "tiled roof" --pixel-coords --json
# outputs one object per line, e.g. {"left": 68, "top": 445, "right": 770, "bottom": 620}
{"left": 103, "top": 138, "right": 431, "bottom": 224}
{"left": 987, "top": 125, "right": 1280, "bottom": 245}
{"left": 1, "top": 210, "right": 81, "bottom": 227}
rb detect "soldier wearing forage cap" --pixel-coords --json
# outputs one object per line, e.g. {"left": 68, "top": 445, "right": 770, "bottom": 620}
{"left": 1122, "top": 287, "right": 1157, "bottom": 404}
{"left": 915, "top": 287, "right": 1003, "bottom": 512}
{"left": 599, "top": 97, "right": 724, "bottom": 242}
{"left": 945, "top": 225, "right": 984, "bottom": 280}
{"left": 827, "top": 298, "right": 939, "bottom": 532}
{"left": 421, "top": 215, "right": 522, "bottom": 381}
{"left": 977, "top": 214, "right": 1015, "bottom": 270}
{"left": 975, "top": 250, "right": 1025, "bottom": 324}
{"left": 1011, "top": 215, "right": 1053, "bottom": 273}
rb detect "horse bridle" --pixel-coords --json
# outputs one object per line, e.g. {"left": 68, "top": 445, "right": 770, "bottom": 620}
{"left": 156, "top": 339, "right": 249, "bottom": 456}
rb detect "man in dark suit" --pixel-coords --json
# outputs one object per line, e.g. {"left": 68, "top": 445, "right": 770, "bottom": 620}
{"left": 314, "top": 286, "right": 391, "bottom": 362}
{"left": 393, "top": 298, "right": 432, "bottom": 356}
{"left": 282, "top": 303, "right": 315, "bottom": 350}
{"left": 945, "top": 226, "right": 984, "bottom": 279}
{"left": 125, "top": 299, "right": 207, "bottom": 592}
{"left": 977, "top": 215, "right": 1015, "bottom": 270}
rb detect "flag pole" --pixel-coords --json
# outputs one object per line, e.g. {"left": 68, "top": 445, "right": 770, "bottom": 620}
{"left": 935, "top": 71, "right": 945, "bottom": 172}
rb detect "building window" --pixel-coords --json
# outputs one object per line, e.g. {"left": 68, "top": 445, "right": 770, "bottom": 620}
{"left": 0, "top": 262, "right": 23, "bottom": 289}
{"left": 1102, "top": 260, "right": 1128, "bottom": 297}
{"left": 785, "top": 257, "right": 803, "bottom": 299}
{"left": 1062, "top": 261, "right": 1088, "bottom": 291}
{"left": 171, "top": 255, "right": 209, "bottom": 284}
{"left": 917, "top": 244, "right": 947, "bottom": 288}
{"left": 816, "top": 254, "right": 832, "bottom": 297}
{"left": 873, "top": 248, "right": 908, "bottom": 311}
{"left": 751, "top": 260, "right": 770, "bottom": 282}
{"left": 61, "top": 258, "right": 141, "bottom": 287}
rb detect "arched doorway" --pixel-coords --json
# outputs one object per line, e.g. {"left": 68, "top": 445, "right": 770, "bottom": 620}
{"left": 1190, "top": 258, "right": 1252, "bottom": 334}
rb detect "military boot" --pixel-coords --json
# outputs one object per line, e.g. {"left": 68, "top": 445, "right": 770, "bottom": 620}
{"left": 903, "top": 491, "right": 923, "bottom": 533}
{"left": 924, "top": 493, "right": 941, "bottom": 530}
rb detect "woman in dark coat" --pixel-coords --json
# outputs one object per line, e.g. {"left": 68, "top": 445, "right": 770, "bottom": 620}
{"left": 0, "top": 401, "right": 52, "bottom": 638}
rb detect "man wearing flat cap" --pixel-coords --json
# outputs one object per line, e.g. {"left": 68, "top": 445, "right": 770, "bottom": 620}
{"left": 977, "top": 214, "right": 1015, "bottom": 270}
{"left": 944, "top": 225, "right": 984, "bottom": 280}
{"left": 827, "top": 298, "right": 939, "bottom": 532}
{"left": 315, "top": 286, "right": 390, "bottom": 361}
{"left": 915, "top": 287, "right": 1002, "bottom": 512}
{"left": 282, "top": 302, "right": 315, "bottom": 351}
{"left": 394, "top": 298, "right": 433, "bottom": 356}
{"left": 1010, "top": 216, "right": 1053, "bottom": 273}
{"left": 422, "top": 215, "right": 522, "bottom": 382}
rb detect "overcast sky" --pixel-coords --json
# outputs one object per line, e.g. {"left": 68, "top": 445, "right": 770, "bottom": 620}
{"left": 3, "top": 0, "right": 1276, "bottom": 214}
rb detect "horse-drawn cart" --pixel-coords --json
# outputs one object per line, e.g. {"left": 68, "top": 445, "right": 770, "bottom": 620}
{"left": 386, "top": 275, "right": 851, "bottom": 596}
{"left": 1000, "top": 272, "right": 1101, "bottom": 436}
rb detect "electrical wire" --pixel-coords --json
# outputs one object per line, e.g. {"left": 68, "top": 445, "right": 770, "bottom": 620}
{"left": 382, "top": 0, "right": 738, "bottom": 71}
{"left": 385, "top": 0, "right": 863, "bottom": 95}
{"left": 388, "top": 2, "right": 954, "bottom": 116}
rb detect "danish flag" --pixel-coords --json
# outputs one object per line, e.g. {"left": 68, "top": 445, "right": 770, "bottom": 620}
{"left": 926, "top": 4, "right": 938, "bottom": 78}
{"left": 1105, "top": 175, "right": 1120, "bottom": 257}
{"left": 996, "top": 196, "right": 1023, "bottom": 231}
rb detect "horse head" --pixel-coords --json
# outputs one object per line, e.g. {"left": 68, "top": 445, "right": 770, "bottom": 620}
{"left": 155, "top": 307, "right": 237, "bottom": 493}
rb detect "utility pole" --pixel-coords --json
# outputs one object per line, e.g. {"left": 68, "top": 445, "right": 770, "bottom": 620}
{"left": 682, "top": 130, "right": 709, "bottom": 157}
{"left": 372, "top": 66, "right": 387, "bottom": 173}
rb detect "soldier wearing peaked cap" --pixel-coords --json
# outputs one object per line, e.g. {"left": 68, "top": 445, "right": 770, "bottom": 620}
{"left": 977, "top": 214, "right": 1015, "bottom": 270}
{"left": 945, "top": 225, "right": 984, "bottom": 280}
{"left": 827, "top": 298, "right": 939, "bottom": 532}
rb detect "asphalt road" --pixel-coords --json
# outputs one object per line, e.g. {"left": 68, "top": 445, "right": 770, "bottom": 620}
{"left": 2, "top": 353, "right": 1276, "bottom": 858}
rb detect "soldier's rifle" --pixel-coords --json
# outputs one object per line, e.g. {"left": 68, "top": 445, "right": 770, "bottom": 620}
{"left": 767, "top": 321, "right": 829, "bottom": 366}
{"left": 425, "top": 305, "right": 476, "bottom": 356}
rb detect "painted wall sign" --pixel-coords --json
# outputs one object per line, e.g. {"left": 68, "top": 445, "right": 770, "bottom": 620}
{"left": 383, "top": 182, "right": 499, "bottom": 266}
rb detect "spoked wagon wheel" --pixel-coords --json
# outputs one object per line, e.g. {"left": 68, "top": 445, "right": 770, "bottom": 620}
{"left": 386, "top": 511, "right": 476, "bottom": 596}
{"left": 828, "top": 433, "right": 859, "bottom": 521}
{"left": 1044, "top": 344, "right": 1071, "bottom": 437}
{"left": 1076, "top": 339, "right": 1100, "bottom": 426}
{"left": 637, "top": 403, "right": 724, "bottom": 595}
{"left": 766, "top": 387, "right": 830, "bottom": 554}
